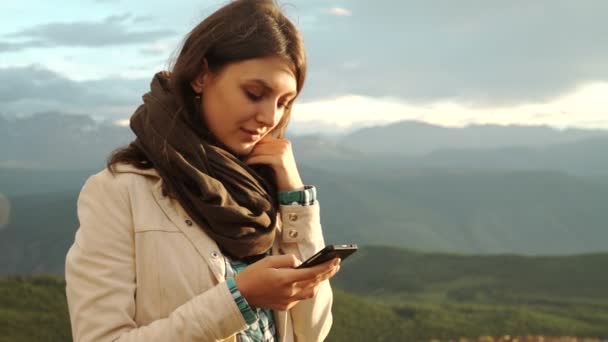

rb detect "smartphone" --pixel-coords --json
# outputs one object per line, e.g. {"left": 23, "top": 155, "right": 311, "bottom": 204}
{"left": 297, "top": 244, "right": 358, "bottom": 269}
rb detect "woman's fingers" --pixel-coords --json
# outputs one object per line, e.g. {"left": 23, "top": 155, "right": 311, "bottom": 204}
{"left": 278, "top": 258, "right": 341, "bottom": 303}
{"left": 245, "top": 137, "right": 291, "bottom": 161}
{"left": 262, "top": 254, "right": 302, "bottom": 268}
{"left": 245, "top": 136, "right": 304, "bottom": 192}
{"left": 243, "top": 154, "right": 275, "bottom": 166}
{"left": 243, "top": 143, "right": 282, "bottom": 165}
{"left": 282, "top": 258, "right": 339, "bottom": 283}
{"left": 294, "top": 263, "right": 340, "bottom": 290}
{"left": 291, "top": 264, "right": 340, "bottom": 301}
{"left": 290, "top": 277, "right": 331, "bottom": 301}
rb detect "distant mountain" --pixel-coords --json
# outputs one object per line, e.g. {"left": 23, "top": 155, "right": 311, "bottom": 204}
{"left": 411, "top": 136, "right": 608, "bottom": 177}
{"left": 3, "top": 112, "right": 608, "bottom": 177}
{"left": 0, "top": 194, "right": 9, "bottom": 229}
{"left": 0, "top": 167, "right": 93, "bottom": 197}
{"left": 340, "top": 120, "right": 608, "bottom": 156}
{"left": 294, "top": 135, "right": 608, "bottom": 180}
{"left": 1, "top": 112, "right": 364, "bottom": 171}
{"left": 290, "top": 135, "right": 365, "bottom": 166}
{"left": 308, "top": 167, "right": 608, "bottom": 255}
{"left": 2, "top": 112, "right": 608, "bottom": 273}
{"left": 2, "top": 166, "right": 607, "bottom": 275}
{"left": 0, "top": 112, "right": 132, "bottom": 170}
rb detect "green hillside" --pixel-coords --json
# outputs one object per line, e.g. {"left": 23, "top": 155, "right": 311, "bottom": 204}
{"left": 328, "top": 246, "right": 608, "bottom": 340}
{"left": 328, "top": 290, "right": 608, "bottom": 341}
{"left": 332, "top": 246, "right": 608, "bottom": 301}
{"left": 2, "top": 248, "right": 608, "bottom": 341}
{"left": 0, "top": 276, "right": 71, "bottom": 342}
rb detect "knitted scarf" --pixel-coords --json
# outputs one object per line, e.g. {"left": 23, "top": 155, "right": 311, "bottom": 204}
{"left": 130, "top": 71, "right": 278, "bottom": 259}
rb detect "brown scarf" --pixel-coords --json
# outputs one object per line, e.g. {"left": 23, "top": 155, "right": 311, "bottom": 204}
{"left": 130, "top": 71, "right": 278, "bottom": 259}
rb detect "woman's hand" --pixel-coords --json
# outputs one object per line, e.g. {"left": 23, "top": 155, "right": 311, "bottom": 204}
{"left": 234, "top": 254, "right": 340, "bottom": 311}
{"left": 244, "top": 137, "right": 304, "bottom": 192}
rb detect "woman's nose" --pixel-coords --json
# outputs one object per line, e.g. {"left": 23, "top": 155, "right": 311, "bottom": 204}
{"left": 255, "top": 102, "right": 281, "bottom": 127}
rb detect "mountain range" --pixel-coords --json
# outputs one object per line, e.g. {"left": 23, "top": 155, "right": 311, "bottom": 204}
{"left": 1, "top": 111, "right": 608, "bottom": 275}
{"left": 3, "top": 111, "right": 608, "bottom": 177}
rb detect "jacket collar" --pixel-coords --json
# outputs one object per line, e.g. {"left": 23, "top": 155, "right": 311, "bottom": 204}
{"left": 113, "top": 162, "right": 161, "bottom": 178}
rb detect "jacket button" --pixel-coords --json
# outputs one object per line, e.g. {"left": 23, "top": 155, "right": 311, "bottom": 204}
{"left": 288, "top": 213, "right": 298, "bottom": 221}
{"left": 185, "top": 219, "right": 193, "bottom": 226}
{"left": 288, "top": 230, "right": 298, "bottom": 238}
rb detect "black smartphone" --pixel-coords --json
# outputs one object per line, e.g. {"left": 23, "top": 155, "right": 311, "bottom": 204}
{"left": 297, "top": 244, "right": 358, "bottom": 269}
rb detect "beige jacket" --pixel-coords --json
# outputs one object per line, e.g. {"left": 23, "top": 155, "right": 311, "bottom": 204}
{"left": 65, "top": 163, "right": 333, "bottom": 342}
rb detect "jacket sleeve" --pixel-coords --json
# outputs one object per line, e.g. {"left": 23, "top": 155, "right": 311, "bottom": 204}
{"left": 278, "top": 202, "right": 333, "bottom": 342}
{"left": 65, "top": 172, "right": 248, "bottom": 342}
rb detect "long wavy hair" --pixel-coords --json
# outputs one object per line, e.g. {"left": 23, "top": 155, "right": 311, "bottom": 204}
{"left": 107, "top": 0, "right": 307, "bottom": 173}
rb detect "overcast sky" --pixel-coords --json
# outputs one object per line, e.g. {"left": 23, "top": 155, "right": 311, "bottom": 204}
{"left": 1, "top": 0, "right": 607, "bottom": 133}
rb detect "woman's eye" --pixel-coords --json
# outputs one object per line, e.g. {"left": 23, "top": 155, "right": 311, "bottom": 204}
{"left": 245, "top": 91, "right": 263, "bottom": 102}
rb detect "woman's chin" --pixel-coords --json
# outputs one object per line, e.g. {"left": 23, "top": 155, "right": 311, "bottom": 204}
{"left": 231, "top": 142, "right": 255, "bottom": 158}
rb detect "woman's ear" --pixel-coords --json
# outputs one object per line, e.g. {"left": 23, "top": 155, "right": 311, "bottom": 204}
{"left": 190, "top": 73, "right": 206, "bottom": 94}
{"left": 190, "top": 59, "right": 209, "bottom": 93}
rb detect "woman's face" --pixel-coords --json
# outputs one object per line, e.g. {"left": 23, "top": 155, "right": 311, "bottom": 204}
{"left": 193, "top": 56, "right": 297, "bottom": 156}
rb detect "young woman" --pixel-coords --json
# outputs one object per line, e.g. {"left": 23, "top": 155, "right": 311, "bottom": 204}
{"left": 64, "top": 1, "right": 339, "bottom": 341}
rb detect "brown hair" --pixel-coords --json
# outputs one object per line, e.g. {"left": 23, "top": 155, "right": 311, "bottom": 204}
{"left": 107, "top": 0, "right": 307, "bottom": 172}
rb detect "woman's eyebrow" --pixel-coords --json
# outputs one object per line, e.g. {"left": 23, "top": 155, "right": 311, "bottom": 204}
{"left": 247, "top": 78, "right": 296, "bottom": 97}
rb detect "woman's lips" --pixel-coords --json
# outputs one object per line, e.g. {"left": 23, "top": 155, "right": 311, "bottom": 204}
{"left": 240, "top": 128, "right": 262, "bottom": 141}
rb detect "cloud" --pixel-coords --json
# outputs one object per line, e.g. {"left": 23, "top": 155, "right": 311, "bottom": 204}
{"left": 328, "top": 7, "right": 352, "bottom": 17}
{"left": 133, "top": 15, "right": 155, "bottom": 24}
{"left": 0, "top": 65, "right": 148, "bottom": 119}
{"left": 139, "top": 40, "right": 179, "bottom": 56}
{"left": 292, "top": 82, "right": 608, "bottom": 130}
{"left": 2, "top": 0, "right": 607, "bottom": 131}
{"left": 298, "top": 0, "right": 608, "bottom": 107}
{"left": 0, "top": 66, "right": 84, "bottom": 103}
{"left": 105, "top": 13, "right": 132, "bottom": 24}
{"left": 0, "top": 40, "right": 49, "bottom": 53}
{"left": 1, "top": 14, "right": 176, "bottom": 51}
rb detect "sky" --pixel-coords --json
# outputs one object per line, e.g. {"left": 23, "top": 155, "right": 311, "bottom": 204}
{"left": 1, "top": 0, "right": 607, "bottom": 134}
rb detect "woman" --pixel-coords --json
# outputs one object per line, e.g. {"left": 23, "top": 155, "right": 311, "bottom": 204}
{"left": 64, "top": 1, "right": 339, "bottom": 341}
